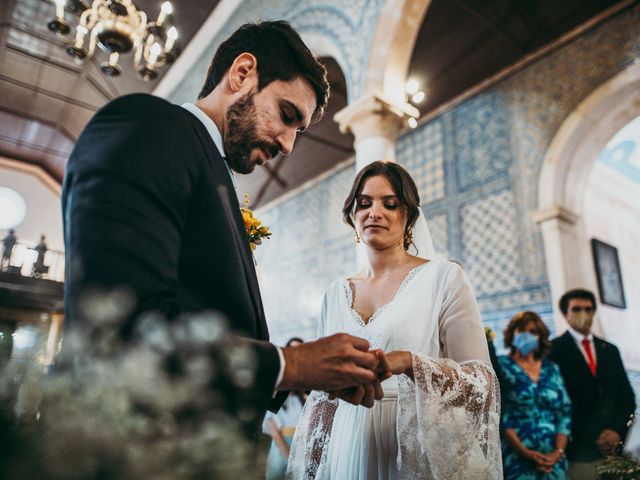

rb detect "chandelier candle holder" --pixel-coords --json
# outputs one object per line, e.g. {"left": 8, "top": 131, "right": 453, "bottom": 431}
{"left": 47, "top": 0, "right": 180, "bottom": 81}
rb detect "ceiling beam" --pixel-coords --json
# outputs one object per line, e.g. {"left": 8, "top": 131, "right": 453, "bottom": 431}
{"left": 0, "top": 133, "right": 69, "bottom": 158}
{"left": 0, "top": 147, "right": 62, "bottom": 184}
{"left": 450, "top": 0, "right": 527, "bottom": 53}
{"left": 506, "top": 0, "right": 543, "bottom": 42}
{"left": 0, "top": 74, "right": 100, "bottom": 111}
{"left": 302, "top": 131, "right": 354, "bottom": 153}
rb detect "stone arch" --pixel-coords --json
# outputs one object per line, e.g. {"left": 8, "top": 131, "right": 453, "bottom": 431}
{"left": 299, "top": 31, "right": 351, "bottom": 96}
{"left": 536, "top": 61, "right": 640, "bottom": 330}
{"left": 364, "top": 0, "right": 432, "bottom": 104}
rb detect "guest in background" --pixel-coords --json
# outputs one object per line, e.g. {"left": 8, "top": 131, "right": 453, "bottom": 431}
{"left": 549, "top": 289, "right": 636, "bottom": 480}
{"left": 499, "top": 311, "right": 572, "bottom": 479}
{"left": 262, "top": 337, "right": 307, "bottom": 480}
{"left": 1, "top": 229, "right": 17, "bottom": 270}
{"left": 485, "top": 326, "right": 504, "bottom": 390}
{"left": 32, "top": 234, "right": 48, "bottom": 276}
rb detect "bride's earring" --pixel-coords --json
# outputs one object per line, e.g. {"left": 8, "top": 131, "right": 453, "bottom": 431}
{"left": 404, "top": 228, "right": 413, "bottom": 250}
{"left": 354, "top": 230, "right": 361, "bottom": 244}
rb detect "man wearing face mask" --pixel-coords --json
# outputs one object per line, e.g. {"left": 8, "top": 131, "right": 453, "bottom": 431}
{"left": 549, "top": 289, "right": 636, "bottom": 479}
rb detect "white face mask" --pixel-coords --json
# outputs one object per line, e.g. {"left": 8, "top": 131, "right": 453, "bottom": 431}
{"left": 567, "top": 311, "right": 594, "bottom": 333}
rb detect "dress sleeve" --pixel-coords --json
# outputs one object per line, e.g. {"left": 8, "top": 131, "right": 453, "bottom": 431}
{"left": 262, "top": 410, "right": 283, "bottom": 435}
{"left": 550, "top": 362, "right": 572, "bottom": 436}
{"left": 286, "top": 287, "right": 338, "bottom": 479}
{"left": 317, "top": 290, "right": 329, "bottom": 338}
{"left": 396, "top": 262, "right": 502, "bottom": 479}
{"left": 438, "top": 262, "right": 491, "bottom": 363}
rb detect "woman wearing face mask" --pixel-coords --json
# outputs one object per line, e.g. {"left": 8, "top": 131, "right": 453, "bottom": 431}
{"left": 499, "top": 311, "right": 572, "bottom": 479}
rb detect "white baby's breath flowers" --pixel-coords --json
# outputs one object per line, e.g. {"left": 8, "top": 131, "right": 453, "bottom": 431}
{"left": 0, "top": 299, "right": 264, "bottom": 479}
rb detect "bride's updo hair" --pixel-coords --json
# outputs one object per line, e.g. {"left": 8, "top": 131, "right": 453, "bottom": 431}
{"left": 342, "top": 161, "right": 421, "bottom": 250}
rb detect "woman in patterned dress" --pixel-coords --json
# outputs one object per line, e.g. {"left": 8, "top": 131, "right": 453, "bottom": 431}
{"left": 499, "top": 311, "right": 572, "bottom": 479}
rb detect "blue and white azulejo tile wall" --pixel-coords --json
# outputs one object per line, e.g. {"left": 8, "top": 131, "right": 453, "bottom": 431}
{"left": 208, "top": 4, "right": 640, "bottom": 349}
{"left": 255, "top": 164, "right": 357, "bottom": 345}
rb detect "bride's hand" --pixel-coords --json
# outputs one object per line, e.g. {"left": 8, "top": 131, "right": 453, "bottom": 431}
{"left": 327, "top": 350, "right": 392, "bottom": 407}
{"left": 384, "top": 351, "right": 413, "bottom": 379}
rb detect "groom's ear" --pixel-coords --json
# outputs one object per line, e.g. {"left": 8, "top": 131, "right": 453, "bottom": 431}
{"left": 227, "top": 53, "right": 258, "bottom": 93}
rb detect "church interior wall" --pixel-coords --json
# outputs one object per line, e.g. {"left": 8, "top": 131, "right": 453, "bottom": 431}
{"left": 584, "top": 159, "right": 640, "bottom": 370}
{"left": 252, "top": 4, "right": 640, "bottom": 371}
{"left": 0, "top": 159, "right": 64, "bottom": 281}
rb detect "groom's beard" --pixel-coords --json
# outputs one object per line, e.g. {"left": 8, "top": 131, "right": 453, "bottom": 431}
{"left": 224, "top": 91, "right": 279, "bottom": 174}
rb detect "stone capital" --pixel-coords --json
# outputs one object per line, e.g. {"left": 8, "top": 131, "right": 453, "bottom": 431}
{"left": 532, "top": 205, "right": 580, "bottom": 225}
{"left": 333, "top": 94, "right": 419, "bottom": 141}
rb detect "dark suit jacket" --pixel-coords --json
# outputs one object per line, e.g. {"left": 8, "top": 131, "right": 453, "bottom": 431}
{"left": 62, "top": 93, "right": 285, "bottom": 415}
{"left": 549, "top": 331, "right": 636, "bottom": 461}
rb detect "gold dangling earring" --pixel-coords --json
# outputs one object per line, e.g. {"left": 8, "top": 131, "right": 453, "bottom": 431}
{"left": 404, "top": 228, "right": 413, "bottom": 250}
{"left": 354, "top": 230, "right": 361, "bottom": 244}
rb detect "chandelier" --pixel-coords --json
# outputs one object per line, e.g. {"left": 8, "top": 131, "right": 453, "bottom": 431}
{"left": 47, "top": 0, "right": 180, "bottom": 81}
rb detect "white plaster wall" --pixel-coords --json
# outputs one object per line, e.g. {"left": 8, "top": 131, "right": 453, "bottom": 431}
{"left": 0, "top": 158, "right": 64, "bottom": 280}
{"left": 583, "top": 162, "right": 640, "bottom": 370}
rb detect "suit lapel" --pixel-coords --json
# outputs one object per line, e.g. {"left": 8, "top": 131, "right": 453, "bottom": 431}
{"left": 216, "top": 180, "right": 266, "bottom": 320}
{"left": 593, "top": 336, "right": 608, "bottom": 385}
{"left": 191, "top": 121, "right": 267, "bottom": 337}
{"left": 562, "top": 332, "right": 596, "bottom": 381}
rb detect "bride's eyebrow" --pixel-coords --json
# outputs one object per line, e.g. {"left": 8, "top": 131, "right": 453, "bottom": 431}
{"left": 356, "top": 194, "right": 398, "bottom": 199}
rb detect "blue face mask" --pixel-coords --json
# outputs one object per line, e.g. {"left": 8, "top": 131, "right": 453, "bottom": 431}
{"left": 513, "top": 331, "right": 539, "bottom": 356}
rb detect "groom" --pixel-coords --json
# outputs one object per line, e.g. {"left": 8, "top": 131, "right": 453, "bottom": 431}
{"left": 62, "top": 21, "right": 385, "bottom": 417}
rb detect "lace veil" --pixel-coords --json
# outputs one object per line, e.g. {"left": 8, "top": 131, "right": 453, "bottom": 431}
{"left": 407, "top": 208, "right": 435, "bottom": 261}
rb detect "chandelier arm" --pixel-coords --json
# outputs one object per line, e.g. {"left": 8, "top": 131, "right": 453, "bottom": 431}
{"left": 124, "top": 1, "right": 140, "bottom": 30}
{"left": 79, "top": 8, "right": 94, "bottom": 31}
{"left": 133, "top": 42, "right": 143, "bottom": 69}
{"left": 88, "top": 26, "right": 98, "bottom": 58}
{"left": 91, "top": 0, "right": 101, "bottom": 17}
{"left": 137, "top": 11, "right": 148, "bottom": 37}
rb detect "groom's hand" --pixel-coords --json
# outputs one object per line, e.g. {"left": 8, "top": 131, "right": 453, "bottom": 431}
{"left": 328, "top": 350, "right": 392, "bottom": 407}
{"left": 278, "top": 333, "right": 379, "bottom": 391}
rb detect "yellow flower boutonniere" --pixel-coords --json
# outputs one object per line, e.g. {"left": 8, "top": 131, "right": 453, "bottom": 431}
{"left": 484, "top": 326, "right": 497, "bottom": 342}
{"left": 240, "top": 194, "right": 272, "bottom": 251}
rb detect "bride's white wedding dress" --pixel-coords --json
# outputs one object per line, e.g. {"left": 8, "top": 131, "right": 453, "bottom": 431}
{"left": 286, "top": 259, "right": 502, "bottom": 479}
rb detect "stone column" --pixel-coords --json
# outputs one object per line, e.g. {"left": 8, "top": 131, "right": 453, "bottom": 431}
{"left": 334, "top": 93, "right": 418, "bottom": 170}
{"left": 534, "top": 206, "right": 599, "bottom": 334}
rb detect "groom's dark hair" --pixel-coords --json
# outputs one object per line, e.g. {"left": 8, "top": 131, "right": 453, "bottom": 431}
{"left": 198, "top": 20, "right": 330, "bottom": 122}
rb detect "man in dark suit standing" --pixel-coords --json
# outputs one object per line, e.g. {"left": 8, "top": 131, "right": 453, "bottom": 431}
{"left": 62, "top": 21, "right": 387, "bottom": 422}
{"left": 549, "top": 289, "right": 636, "bottom": 479}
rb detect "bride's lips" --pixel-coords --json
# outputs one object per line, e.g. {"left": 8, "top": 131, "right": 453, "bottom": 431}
{"left": 364, "top": 224, "right": 386, "bottom": 230}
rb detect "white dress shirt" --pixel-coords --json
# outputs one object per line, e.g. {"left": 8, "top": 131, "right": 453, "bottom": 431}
{"left": 181, "top": 102, "right": 286, "bottom": 391}
{"left": 566, "top": 325, "right": 597, "bottom": 367}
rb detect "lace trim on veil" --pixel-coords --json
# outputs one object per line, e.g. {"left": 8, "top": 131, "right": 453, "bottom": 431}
{"left": 286, "top": 391, "right": 337, "bottom": 479}
{"left": 396, "top": 354, "right": 502, "bottom": 479}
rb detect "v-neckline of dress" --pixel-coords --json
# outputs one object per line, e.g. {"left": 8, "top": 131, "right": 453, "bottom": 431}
{"left": 510, "top": 356, "right": 544, "bottom": 385}
{"left": 344, "top": 262, "right": 429, "bottom": 328}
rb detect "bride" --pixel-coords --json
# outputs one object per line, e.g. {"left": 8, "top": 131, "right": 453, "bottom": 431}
{"left": 287, "top": 161, "right": 502, "bottom": 479}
